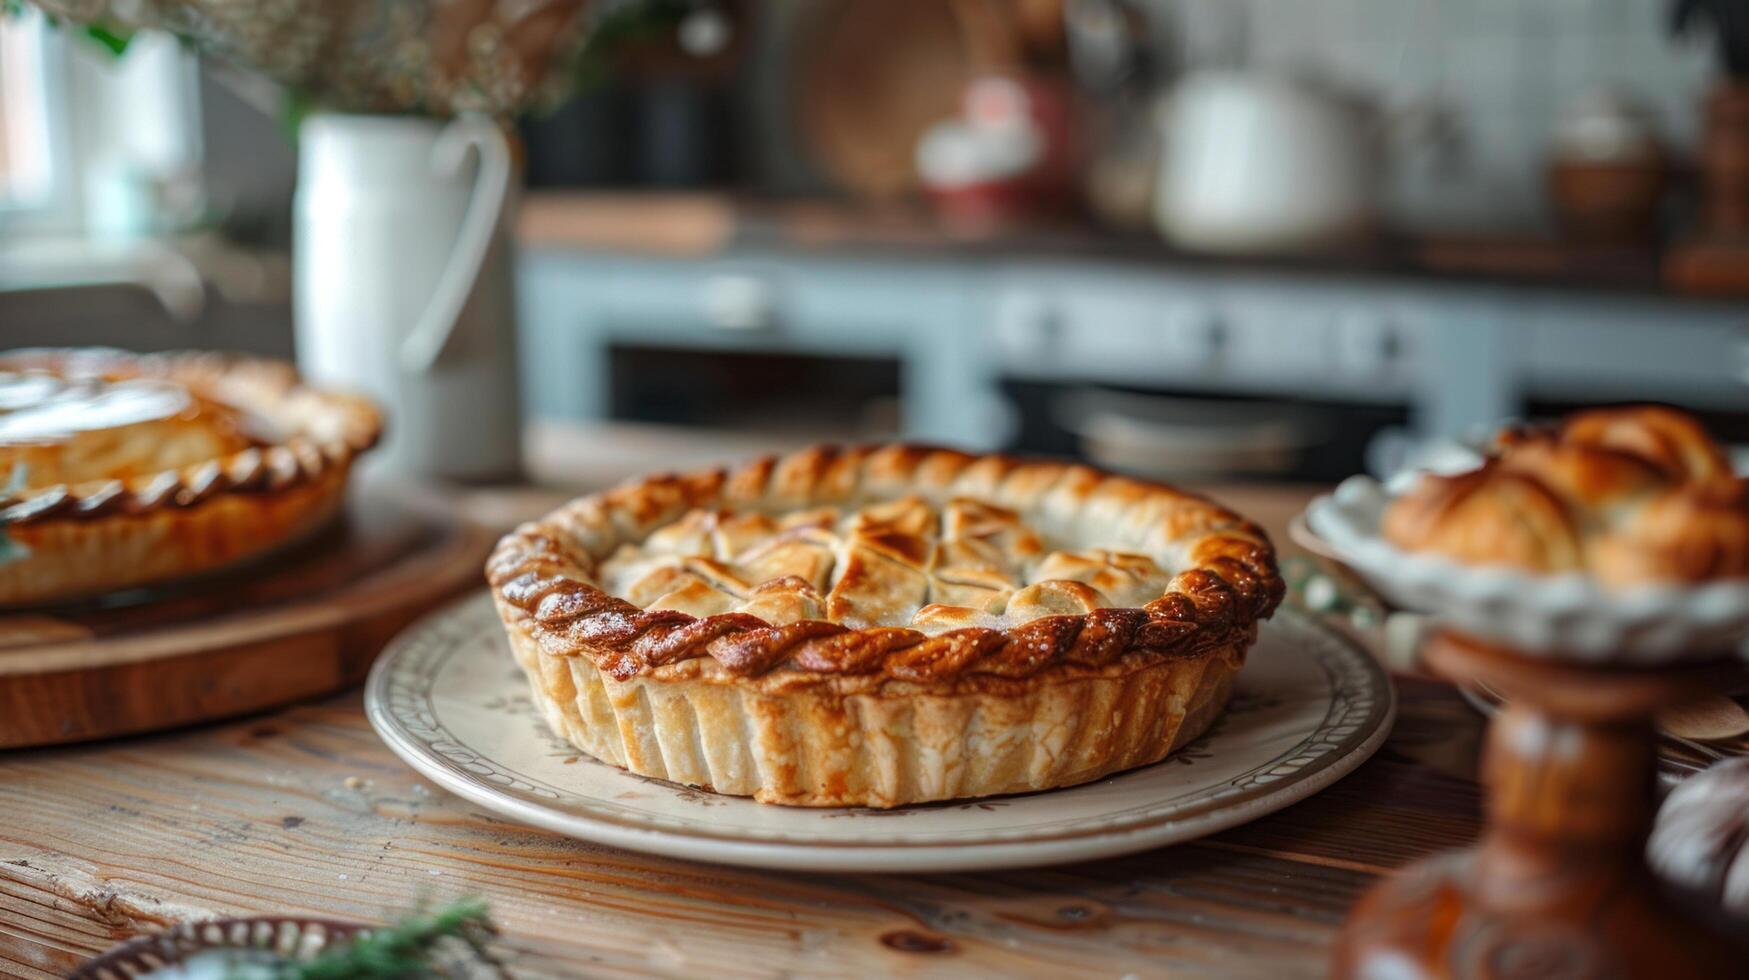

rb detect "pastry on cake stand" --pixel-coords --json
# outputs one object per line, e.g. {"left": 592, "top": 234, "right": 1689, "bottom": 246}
{"left": 1306, "top": 407, "right": 1749, "bottom": 977}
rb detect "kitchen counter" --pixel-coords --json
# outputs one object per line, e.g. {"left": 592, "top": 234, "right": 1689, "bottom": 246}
{"left": 518, "top": 191, "right": 1717, "bottom": 298}
{"left": 0, "top": 479, "right": 1487, "bottom": 979}
{"left": 513, "top": 194, "right": 1749, "bottom": 458}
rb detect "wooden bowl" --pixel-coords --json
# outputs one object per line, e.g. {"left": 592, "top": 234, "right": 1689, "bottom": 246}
{"left": 1548, "top": 157, "right": 1668, "bottom": 244}
{"left": 70, "top": 917, "right": 368, "bottom": 979}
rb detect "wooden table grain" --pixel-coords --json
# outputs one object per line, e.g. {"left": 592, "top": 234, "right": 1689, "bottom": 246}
{"left": 0, "top": 480, "right": 1486, "bottom": 979}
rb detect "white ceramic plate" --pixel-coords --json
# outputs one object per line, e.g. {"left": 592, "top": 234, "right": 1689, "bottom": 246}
{"left": 366, "top": 592, "right": 1395, "bottom": 873}
{"left": 1306, "top": 476, "right": 1749, "bottom": 662}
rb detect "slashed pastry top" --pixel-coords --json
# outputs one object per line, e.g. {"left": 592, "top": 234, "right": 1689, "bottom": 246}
{"left": 489, "top": 445, "right": 1284, "bottom": 685}
{"left": 1383, "top": 405, "right": 1749, "bottom": 586}
{"left": 596, "top": 496, "right": 1176, "bottom": 634}
{"left": 0, "top": 371, "right": 258, "bottom": 490}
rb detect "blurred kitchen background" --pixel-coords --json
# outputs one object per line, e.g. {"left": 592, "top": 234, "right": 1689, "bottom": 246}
{"left": 5, "top": 0, "right": 1749, "bottom": 486}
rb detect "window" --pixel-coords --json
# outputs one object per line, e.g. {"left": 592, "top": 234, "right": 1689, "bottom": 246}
{"left": 0, "top": 8, "right": 200, "bottom": 239}
{"left": 0, "top": 10, "right": 67, "bottom": 223}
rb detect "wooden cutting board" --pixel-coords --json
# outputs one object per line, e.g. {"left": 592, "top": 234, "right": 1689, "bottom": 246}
{"left": 0, "top": 487, "right": 495, "bottom": 749}
{"left": 795, "top": 0, "right": 1024, "bottom": 198}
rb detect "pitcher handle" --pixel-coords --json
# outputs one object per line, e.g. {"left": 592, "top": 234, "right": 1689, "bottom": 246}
{"left": 399, "top": 114, "right": 513, "bottom": 374}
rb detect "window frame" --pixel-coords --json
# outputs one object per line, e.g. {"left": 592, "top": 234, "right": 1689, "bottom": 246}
{"left": 0, "top": 11, "right": 203, "bottom": 241}
{"left": 0, "top": 11, "right": 79, "bottom": 235}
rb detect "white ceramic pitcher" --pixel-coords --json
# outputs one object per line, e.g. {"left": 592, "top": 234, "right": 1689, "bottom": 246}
{"left": 293, "top": 113, "right": 522, "bottom": 481}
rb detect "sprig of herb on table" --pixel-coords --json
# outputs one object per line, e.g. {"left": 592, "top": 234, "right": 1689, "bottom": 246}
{"left": 273, "top": 897, "right": 505, "bottom": 980}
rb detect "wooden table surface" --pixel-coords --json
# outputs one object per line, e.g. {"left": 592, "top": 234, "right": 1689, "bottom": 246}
{"left": 0, "top": 481, "right": 1487, "bottom": 979}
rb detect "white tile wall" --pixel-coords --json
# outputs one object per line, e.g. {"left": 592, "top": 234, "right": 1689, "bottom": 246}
{"left": 1160, "top": 0, "right": 1720, "bottom": 231}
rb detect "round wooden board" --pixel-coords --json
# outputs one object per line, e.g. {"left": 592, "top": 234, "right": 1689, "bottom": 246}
{"left": 794, "top": 0, "right": 1021, "bottom": 198}
{"left": 0, "top": 487, "right": 495, "bottom": 749}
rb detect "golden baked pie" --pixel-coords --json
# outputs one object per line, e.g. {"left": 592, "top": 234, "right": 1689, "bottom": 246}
{"left": 0, "top": 349, "right": 380, "bottom": 605}
{"left": 1384, "top": 406, "right": 1749, "bottom": 586}
{"left": 489, "top": 445, "right": 1283, "bottom": 807}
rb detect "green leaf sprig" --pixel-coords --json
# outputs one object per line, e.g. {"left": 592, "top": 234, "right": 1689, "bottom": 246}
{"left": 278, "top": 897, "right": 505, "bottom": 980}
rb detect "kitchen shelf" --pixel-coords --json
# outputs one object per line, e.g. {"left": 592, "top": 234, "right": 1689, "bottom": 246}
{"left": 518, "top": 192, "right": 1692, "bottom": 298}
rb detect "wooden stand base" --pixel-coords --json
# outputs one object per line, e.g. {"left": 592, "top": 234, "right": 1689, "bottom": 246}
{"left": 1334, "top": 632, "right": 1743, "bottom": 978}
{"left": 0, "top": 488, "right": 494, "bottom": 748}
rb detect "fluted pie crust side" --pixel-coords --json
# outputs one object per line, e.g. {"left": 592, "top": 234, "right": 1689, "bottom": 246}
{"left": 504, "top": 616, "right": 1240, "bottom": 806}
{"left": 489, "top": 445, "right": 1282, "bottom": 807}
{"left": 0, "top": 350, "right": 381, "bottom": 605}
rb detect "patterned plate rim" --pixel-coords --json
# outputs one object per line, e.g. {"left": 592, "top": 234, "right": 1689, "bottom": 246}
{"left": 366, "top": 591, "right": 1396, "bottom": 871}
